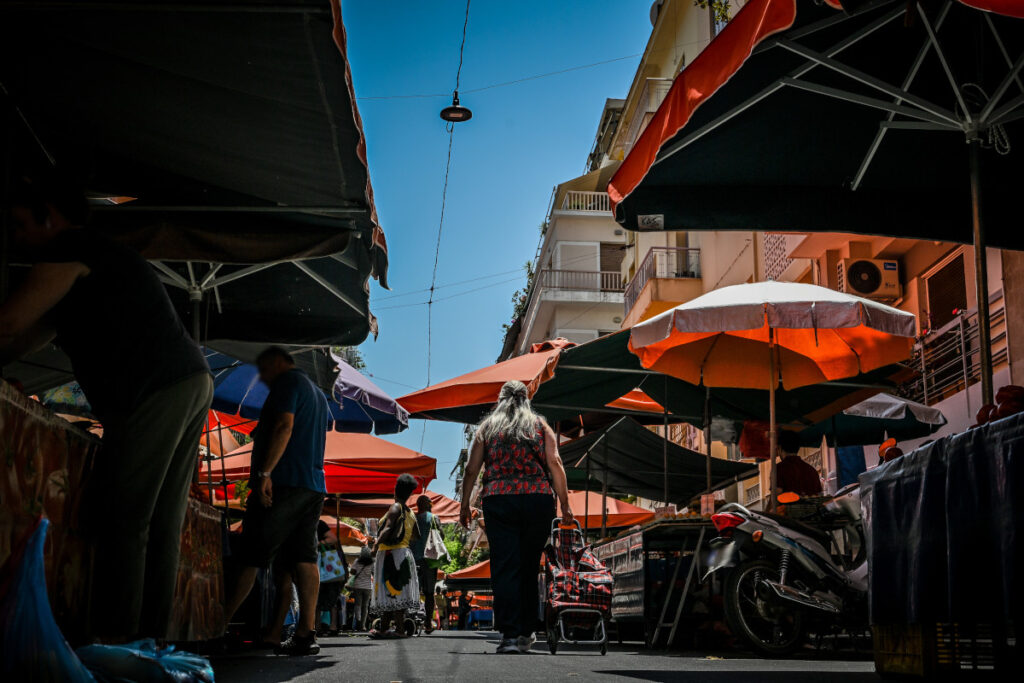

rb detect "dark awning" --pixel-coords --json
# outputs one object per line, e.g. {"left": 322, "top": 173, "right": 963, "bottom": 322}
{"left": 540, "top": 330, "right": 907, "bottom": 430}
{"left": 2, "top": 0, "right": 387, "bottom": 346}
{"left": 608, "top": 0, "right": 1024, "bottom": 249}
{"left": 561, "top": 418, "right": 757, "bottom": 505}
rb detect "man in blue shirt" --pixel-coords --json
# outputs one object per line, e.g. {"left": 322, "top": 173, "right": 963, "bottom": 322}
{"left": 222, "top": 347, "right": 328, "bottom": 656}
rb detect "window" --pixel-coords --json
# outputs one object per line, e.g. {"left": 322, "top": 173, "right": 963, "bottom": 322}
{"left": 555, "top": 242, "right": 599, "bottom": 272}
{"left": 925, "top": 252, "right": 967, "bottom": 330}
{"left": 554, "top": 329, "right": 599, "bottom": 344}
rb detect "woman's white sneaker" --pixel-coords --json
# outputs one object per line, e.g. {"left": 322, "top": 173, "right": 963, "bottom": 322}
{"left": 516, "top": 634, "right": 536, "bottom": 653}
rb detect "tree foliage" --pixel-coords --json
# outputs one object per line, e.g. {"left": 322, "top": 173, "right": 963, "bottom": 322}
{"left": 333, "top": 345, "right": 366, "bottom": 370}
{"left": 500, "top": 261, "right": 536, "bottom": 337}
{"left": 694, "top": 0, "right": 733, "bottom": 24}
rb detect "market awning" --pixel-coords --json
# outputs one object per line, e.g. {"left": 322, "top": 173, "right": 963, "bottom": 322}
{"left": 562, "top": 418, "right": 758, "bottom": 505}
{"left": 447, "top": 559, "right": 491, "bottom": 580}
{"left": 1, "top": 0, "right": 388, "bottom": 347}
{"left": 567, "top": 490, "right": 655, "bottom": 530}
{"left": 607, "top": 0, "right": 1024, "bottom": 249}
{"left": 397, "top": 339, "right": 572, "bottom": 423}
{"left": 201, "top": 432, "right": 436, "bottom": 483}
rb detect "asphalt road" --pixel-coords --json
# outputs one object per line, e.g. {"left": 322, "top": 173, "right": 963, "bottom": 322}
{"left": 211, "top": 630, "right": 880, "bottom": 683}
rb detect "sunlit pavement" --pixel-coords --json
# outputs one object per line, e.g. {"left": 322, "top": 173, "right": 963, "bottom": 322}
{"left": 211, "top": 630, "right": 878, "bottom": 682}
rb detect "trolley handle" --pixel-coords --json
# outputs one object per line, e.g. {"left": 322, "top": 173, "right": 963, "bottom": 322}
{"left": 551, "top": 517, "right": 582, "bottom": 532}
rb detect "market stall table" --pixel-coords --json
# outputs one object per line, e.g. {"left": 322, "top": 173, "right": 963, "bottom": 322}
{"left": 594, "top": 517, "right": 716, "bottom": 648}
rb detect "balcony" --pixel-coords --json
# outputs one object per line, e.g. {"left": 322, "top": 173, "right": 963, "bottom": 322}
{"left": 559, "top": 190, "right": 611, "bottom": 214}
{"left": 624, "top": 247, "right": 701, "bottom": 315}
{"left": 622, "top": 78, "right": 673, "bottom": 154}
{"left": 537, "top": 268, "right": 623, "bottom": 293}
{"left": 899, "top": 299, "right": 1008, "bottom": 406}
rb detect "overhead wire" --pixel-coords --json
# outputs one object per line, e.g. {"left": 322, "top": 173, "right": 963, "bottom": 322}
{"left": 422, "top": 0, "right": 471, "bottom": 452}
{"left": 355, "top": 37, "right": 711, "bottom": 102}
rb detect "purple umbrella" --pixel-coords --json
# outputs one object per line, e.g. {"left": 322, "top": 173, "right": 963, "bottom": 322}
{"left": 332, "top": 354, "right": 409, "bottom": 435}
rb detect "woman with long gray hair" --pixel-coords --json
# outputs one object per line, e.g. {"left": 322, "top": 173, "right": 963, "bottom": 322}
{"left": 460, "top": 380, "right": 573, "bottom": 654}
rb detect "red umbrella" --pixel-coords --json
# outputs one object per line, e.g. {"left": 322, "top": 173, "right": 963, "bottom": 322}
{"left": 201, "top": 432, "right": 436, "bottom": 483}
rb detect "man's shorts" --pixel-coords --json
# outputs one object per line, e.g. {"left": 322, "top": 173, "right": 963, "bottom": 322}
{"left": 239, "top": 485, "right": 324, "bottom": 568}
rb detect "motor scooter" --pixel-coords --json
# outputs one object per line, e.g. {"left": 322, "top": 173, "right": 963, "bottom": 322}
{"left": 703, "top": 483, "right": 868, "bottom": 656}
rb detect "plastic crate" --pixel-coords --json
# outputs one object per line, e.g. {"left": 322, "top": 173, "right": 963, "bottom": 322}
{"left": 873, "top": 623, "right": 1018, "bottom": 678}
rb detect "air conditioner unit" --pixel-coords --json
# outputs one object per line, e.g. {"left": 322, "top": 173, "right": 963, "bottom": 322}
{"left": 837, "top": 258, "right": 901, "bottom": 300}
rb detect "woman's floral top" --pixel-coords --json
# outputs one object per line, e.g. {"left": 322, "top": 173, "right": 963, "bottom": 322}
{"left": 482, "top": 422, "right": 552, "bottom": 497}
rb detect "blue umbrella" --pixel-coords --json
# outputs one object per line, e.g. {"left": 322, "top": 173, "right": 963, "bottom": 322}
{"left": 207, "top": 353, "right": 408, "bottom": 434}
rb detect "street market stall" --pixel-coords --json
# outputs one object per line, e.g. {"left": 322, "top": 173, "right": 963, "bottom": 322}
{"left": 0, "top": 379, "right": 224, "bottom": 643}
{"left": 444, "top": 560, "right": 494, "bottom": 630}
{"left": 559, "top": 418, "right": 756, "bottom": 647}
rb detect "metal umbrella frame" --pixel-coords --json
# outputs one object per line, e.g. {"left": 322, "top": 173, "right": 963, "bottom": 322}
{"left": 609, "top": 0, "right": 1024, "bottom": 407}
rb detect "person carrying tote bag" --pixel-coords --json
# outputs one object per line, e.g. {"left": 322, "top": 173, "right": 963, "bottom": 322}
{"left": 410, "top": 494, "right": 446, "bottom": 634}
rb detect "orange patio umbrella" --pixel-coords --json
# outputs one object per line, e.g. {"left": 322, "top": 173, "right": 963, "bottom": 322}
{"left": 568, "top": 490, "right": 654, "bottom": 532}
{"left": 446, "top": 559, "right": 490, "bottom": 580}
{"left": 605, "top": 389, "right": 663, "bottom": 414}
{"left": 397, "top": 339, "right": 574, "bottom": 421}
{"left": 629, "top": 281, "right": 916, "bottom": 508}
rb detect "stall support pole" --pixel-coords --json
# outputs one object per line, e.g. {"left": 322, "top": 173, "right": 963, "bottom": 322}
{"left": 600, "top": 438, "right": 609, "bottom": 538}
{"left": 768, "top": 327, "right": 778, "bottom": 513}
{"left": 969, "top": 139, "right": 994, "bottom": 407}
{"left": 584, "top": 454, "right": 591, "bottom": 535}
{"left": 204, "top": 424, "right": 215, "bottom": 504}
{"left": 215, "top": 417, "right": 230, "bottom": 510}
{"left": 703, "top": 387, "right": 712, "bottom": 490}
{"left": 663, "top": 375, "right": 669, "bottom": 505}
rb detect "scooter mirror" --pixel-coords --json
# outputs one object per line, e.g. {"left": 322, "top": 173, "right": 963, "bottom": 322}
{"left": 777, "top": 492, "right": 801, "bottom": 504}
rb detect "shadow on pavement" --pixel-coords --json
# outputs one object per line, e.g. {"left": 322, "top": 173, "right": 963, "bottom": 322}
{"left": 595, "top": 672, "right": 877, "bottom": 682}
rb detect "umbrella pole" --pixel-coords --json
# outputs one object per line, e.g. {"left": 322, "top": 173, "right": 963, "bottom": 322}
{"left": 205, "top": 422, "right": 215, "bottom": 505}
{"left": 601, "top": 438, "right": 609, "bottom": 538}
{"left": 969, "top": 140, "right": 995, "bottom": 407}
{"left": 584, "top": 454, "right": 591, "bottom": 535}
{"left": 215, "top": 415, "right": 229, "bottom": 511}
{"left": 663, "top": 375, "right": 669, "bottom": 505}
{"left": 704, "top": 387, "right": 712, "bottom": 490}
{"left": 768, "top": 327, "right": 778, "bottom": 513}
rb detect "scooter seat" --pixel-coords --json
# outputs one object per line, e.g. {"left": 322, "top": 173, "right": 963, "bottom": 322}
{"left": 762, "top": 512, "right": 832, "bottom": 549}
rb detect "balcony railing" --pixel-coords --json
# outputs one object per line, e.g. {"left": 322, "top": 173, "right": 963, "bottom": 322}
{"left": 624, "top": 247, "right": 701, "bottom": 314}
{"left": 899, "top": 301, "right": 1007, "bottom": 406}
{"left": 623, "top": 78, "right": 673, "bottom": 154}
{"left": 537, "top": 268, "right": 623, "bottom": 293}
{"left": 560, "top": 190, "right": 611, "bottom": 213}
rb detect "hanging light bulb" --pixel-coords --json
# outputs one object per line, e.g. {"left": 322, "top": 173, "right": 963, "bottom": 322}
{"left": 440, "top": 90, "right": 472, "bottom": 123}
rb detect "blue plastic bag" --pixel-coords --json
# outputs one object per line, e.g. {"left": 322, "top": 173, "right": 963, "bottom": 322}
{"left": 76, "top": 640, "right": 215, "bottom": 683}
{"left": 0, "top": 517, "right": 96, "bottom": 682}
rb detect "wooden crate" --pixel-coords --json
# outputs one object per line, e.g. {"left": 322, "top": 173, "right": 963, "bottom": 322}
{"left": 873, "top": 623, "right": 1018, "bottom": 678}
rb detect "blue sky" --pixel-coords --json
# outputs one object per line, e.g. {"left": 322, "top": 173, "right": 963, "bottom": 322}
{"left": 343, "top": 1, "right": 654, "bottom": 496}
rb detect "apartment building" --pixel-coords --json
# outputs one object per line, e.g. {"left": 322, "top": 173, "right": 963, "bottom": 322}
{"left": 502, "top": 149, "right": 628, "bottom": 356}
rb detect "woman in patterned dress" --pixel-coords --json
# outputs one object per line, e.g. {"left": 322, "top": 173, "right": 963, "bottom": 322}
{"left": 460, "top": 381, "right": 574, "bottom": 654}
{"left": 370, "top": 473, "right": 421, "bottom": 638}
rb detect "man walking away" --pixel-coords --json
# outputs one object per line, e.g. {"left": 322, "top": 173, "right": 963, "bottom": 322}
{"left": 0, "top": 174, "right": 212, "bottom": 641}
{"left": 222, "top": 347, "right": 329, "bottom": 656}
